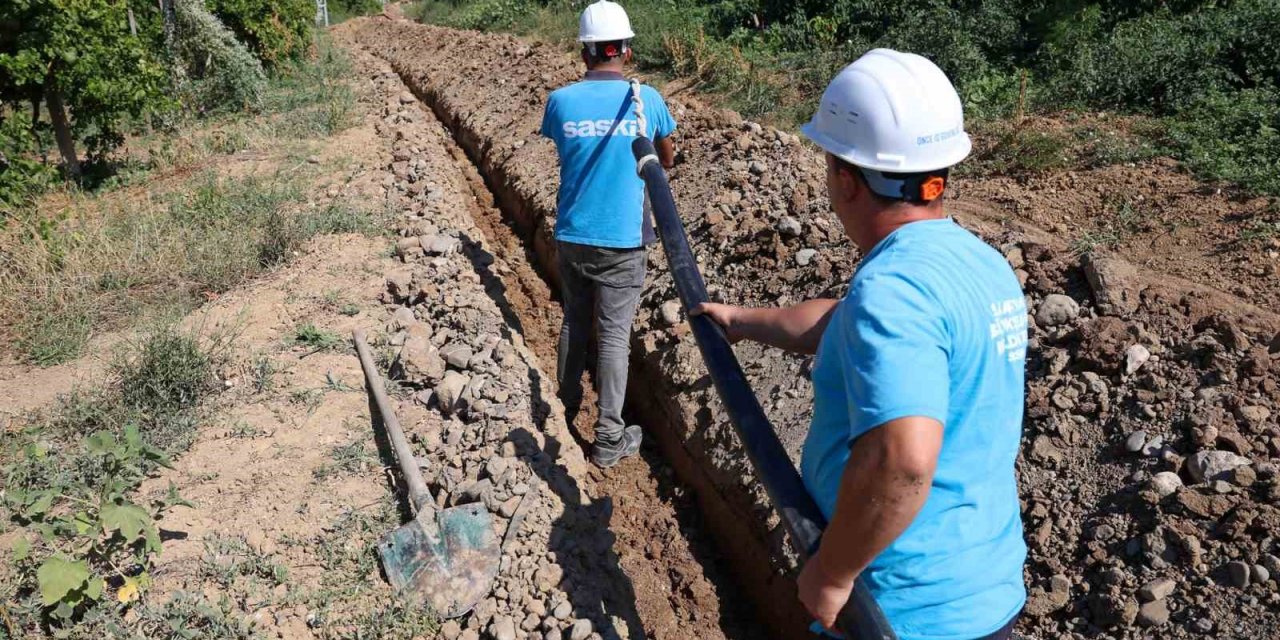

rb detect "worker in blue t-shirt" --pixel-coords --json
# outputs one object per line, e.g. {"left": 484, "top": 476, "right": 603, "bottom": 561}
{"left": 540, "top": 0, "right": 676, "bottom": 468}
{"left": 695, "top": 50, "right": 1027, "bottom": 640}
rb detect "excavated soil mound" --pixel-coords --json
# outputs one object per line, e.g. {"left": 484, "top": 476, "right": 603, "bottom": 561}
{"left": 339, "top": 16, "right": 1280, "bottom": 639}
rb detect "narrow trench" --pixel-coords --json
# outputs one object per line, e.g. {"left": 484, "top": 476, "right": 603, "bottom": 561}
{"left": 437, "top": 131, "right": 770, "bottom": 640}
{"left": 374, "top": 49, "right": 811, "bottom": 638}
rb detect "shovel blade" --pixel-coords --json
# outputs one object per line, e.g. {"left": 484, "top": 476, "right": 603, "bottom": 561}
{"left": 378, "top": 503, "right": 500, "bottom": 618}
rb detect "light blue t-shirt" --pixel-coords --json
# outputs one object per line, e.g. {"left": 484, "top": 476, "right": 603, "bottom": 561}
{"left": 802, "top": 219, "right": 1027, "bottom": 640}
{"left": 540, "top": 73, "right": 676, "bottom": 249}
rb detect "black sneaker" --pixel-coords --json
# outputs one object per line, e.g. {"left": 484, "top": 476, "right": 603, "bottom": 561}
{"left": 591, "top": 425, "right": 642, "bottom": 468}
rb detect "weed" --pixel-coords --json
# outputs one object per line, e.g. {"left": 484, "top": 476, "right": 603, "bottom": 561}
{"left": 200, "top": 535, "right": 289, "bottom": 590}
{"left": 323, "top": 371, "right": 357, "bottom": 393}
{"left": 313, "top": 438, "right": 375, "bottom": 481}
{"left": 289, "top": 388, "right": 325, "bottom": 414}
{"left": 0, "top": 328, "right": 222, "bottom": 633}
{"left": 16, "top": 301, "right": 95, "bottom": 367}
{"left": 1241, "top": 219, "right": 1280, "bottom": 245}
{"left": 250, "top": 356, "right": 281, "bottom": 395}
{"left": 293, "top": 323, "right": 345, "bottom": 353}
{"left": 340, "top": 303, "right": 361, "bottom": 317}
{"left": 227, "top": 421, "right": 266, "bottom": 439}
{"left": 128, "top": 591, "right": 258, "bottom": 639}
{"left": 1071, "top": 197, "right": 1147, "bottom": 255}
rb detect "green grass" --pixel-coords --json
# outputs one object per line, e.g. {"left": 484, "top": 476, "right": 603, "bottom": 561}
{"left": 200, "top": 535, "right": 290, "bottom": 590}
{"left": 293, "top": 323, "right": 345, "bottom": 352}
{"left": 1070, "top": 197, "right": 1147, "bottom": 255}
{"left": 312, "top": 437, "right": 375, "bottom": 481}
{"left": 1, "top": 171, "right": 384, "bottom": 366}
{"left": 409, "top": 1, "right": 1280, "bottom": 198}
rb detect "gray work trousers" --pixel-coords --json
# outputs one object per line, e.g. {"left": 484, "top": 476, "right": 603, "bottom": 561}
{"left": 556, "top": 241, "right": 647, "bottom": 445}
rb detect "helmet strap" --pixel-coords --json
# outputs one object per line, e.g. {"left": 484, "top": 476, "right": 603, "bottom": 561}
{"left": 587, "top": 40, "right": 629, "bottom": 60}
{"left": 858, "top": 167, "right": 949, "bottom": 204}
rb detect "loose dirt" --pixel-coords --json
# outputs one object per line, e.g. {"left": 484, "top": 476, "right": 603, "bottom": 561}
{"left": 341, "top": 15, "right": 1280, "bottom": 640}
{"left": 7, "top": 12, "right": 1280, "bottom": 640}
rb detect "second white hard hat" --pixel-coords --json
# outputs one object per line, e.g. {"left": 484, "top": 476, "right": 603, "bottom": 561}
{"left": 578, "top": 0, "right": 635, "bottom": 43}
{"left": 801, "top": 49, "right": 971, "bottom": 174}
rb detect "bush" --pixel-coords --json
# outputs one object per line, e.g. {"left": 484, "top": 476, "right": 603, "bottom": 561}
{"left": 173, "top": 0, "right": 267, "bottom": 113}
{"left": 1163, "top": 87, "right": 1280, "bottom": 195}
{"left": 330, "top": 0, "right": 385, "bottom": 23}
{"left": 206, "top": 0, "right": 315, "bottom": 67}
{"left": 0, "top": 110, "right": 58, "bottom": 217}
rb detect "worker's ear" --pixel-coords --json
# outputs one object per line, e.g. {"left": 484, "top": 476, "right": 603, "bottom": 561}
{"left": 826, "top": 155, "right": 860, "bottom": 207}
{"left": 624, "top": 48, "right": 633, "bottom": 64}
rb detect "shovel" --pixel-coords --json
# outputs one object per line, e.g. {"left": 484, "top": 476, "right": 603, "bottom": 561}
{"left": 353, "top": 329, "right": 500, "bottom": 618}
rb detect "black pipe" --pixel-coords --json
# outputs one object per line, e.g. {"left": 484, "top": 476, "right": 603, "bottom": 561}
{"left": 632, "top": 136, "right": 895, "bottom": 640}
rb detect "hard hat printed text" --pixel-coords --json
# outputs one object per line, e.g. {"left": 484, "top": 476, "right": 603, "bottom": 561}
{"left": 917, "top": 126, "right": 962, "bottom": 146}
{"left": 989, "top": 297, "right": 1028, "bottom": 363}
{"left": 561, "top": 118, "right": 643, "bottom": 138}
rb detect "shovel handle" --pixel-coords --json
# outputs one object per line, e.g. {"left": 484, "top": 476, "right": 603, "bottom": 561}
{"left": 354, "top": 329, "right": 435, "bottom": 514}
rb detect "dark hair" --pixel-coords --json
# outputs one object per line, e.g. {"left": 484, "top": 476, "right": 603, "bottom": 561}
{"left": 583, "top": 40, "right": 629, "bottom": 63}
{"left": 833, "top": 157, "right": 949, "bottom": 205}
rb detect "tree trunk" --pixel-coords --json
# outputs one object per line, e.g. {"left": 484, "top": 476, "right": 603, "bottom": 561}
{"left": 45, "top": 84, "right": 81, "bottom": 179}
{"left": 30, "top": 95, "right": 45, "bottom": 159}
{"left": 128, "top": 6, "right": 138, "bottom": 36}
{"left": 160, "top": 0, "right": 176, "bottom": 54}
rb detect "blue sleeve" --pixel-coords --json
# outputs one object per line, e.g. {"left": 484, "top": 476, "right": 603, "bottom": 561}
{"left": 642, "top": 87, "right": 676, "bottom": 139}
{"left": 540, "top": 94, "right": 558, "bottom": 141}
{"left": 841, "top": 271, "right": 950, "bottom": 440}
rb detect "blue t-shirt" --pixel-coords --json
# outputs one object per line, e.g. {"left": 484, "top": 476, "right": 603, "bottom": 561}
{"left": 540, "top": 73, "right": 676, "bottom": 248}
{"left": 802, "top": 219, "right": 1027, "bottom": 640}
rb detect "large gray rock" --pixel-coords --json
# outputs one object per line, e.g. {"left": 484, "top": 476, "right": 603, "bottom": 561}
{"left": 1186, "top": 450, "right": 1251, "bottom": 484}
{"left": 434, "top": 370, "right": 470, "bottom": 413}
{"left": 795, "top": 248, "right": 818, "bottom": 266}
{"left": 1083, "top": 254, "right": 1140, "bottom": 315}
{"left": 1036, "top": 294, "right": 1080, "bottom": 327}
{"left": 385, "top": 268, "right": 415, "bottom": 300}
{"left": 776, "top": 216, "right": 802, "bottom": 237}
{"left": 1148, "top": 471, "right": 1183, "bottom": 498}
{"left": 1139, "top": 577, "right": 1176, "bottom": 602}
{"left": 1124, "top": 344, "right": 1151, "bottom": 375}
{"left": 400, "top": 335, "right": 445, "bottom": 382}
{"left": 1137, "top": 598, "right": 1169, "bottom": 627}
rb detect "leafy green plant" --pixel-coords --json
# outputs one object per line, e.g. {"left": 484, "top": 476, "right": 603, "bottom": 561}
{"left": 5, "top": 425, "right": 192, "bottom": 626}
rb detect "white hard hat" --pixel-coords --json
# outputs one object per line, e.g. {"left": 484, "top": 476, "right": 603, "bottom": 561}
{"left": 578, "top": 0, "right": 634, "bottom": 43}
{"left": 802, "top": 49, "right": 971, "bottom": 176}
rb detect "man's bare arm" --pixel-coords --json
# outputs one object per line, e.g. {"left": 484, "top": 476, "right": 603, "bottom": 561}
{"left": 798, "top": 416, "right": 943, "bottom": 629}
{"left": 656, "top": 136, "right": 675, "bottom": 168}
{"left": 692, "top": 299, "right": 838, "bottom": 355}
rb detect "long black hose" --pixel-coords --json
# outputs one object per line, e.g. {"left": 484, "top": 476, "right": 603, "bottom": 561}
{"left": 632, "top": 137, "right": 895, "bottom": 640}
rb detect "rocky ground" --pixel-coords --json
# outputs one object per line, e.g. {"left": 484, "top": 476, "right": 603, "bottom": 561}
{"left": 340, "top": 15, "right": 1280, "bottom": 639}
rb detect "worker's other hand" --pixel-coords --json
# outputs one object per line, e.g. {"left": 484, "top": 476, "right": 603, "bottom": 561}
{"left": 797, "top": 555, "right": 855, "bottom": 632}
{"left": 689, "top": 302, "right": 742, "bottom": 343}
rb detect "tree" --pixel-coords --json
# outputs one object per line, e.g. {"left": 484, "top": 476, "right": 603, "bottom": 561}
{"left": 0, "top": 0, "right": 169, "bottom": 179}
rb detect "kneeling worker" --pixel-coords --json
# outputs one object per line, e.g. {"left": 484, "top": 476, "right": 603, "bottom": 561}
{"left": 541, "top": 0, "right": 676, "bottom": 467}
{"left": 696, "top": 50, "right": 1027, "bottom": 639}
